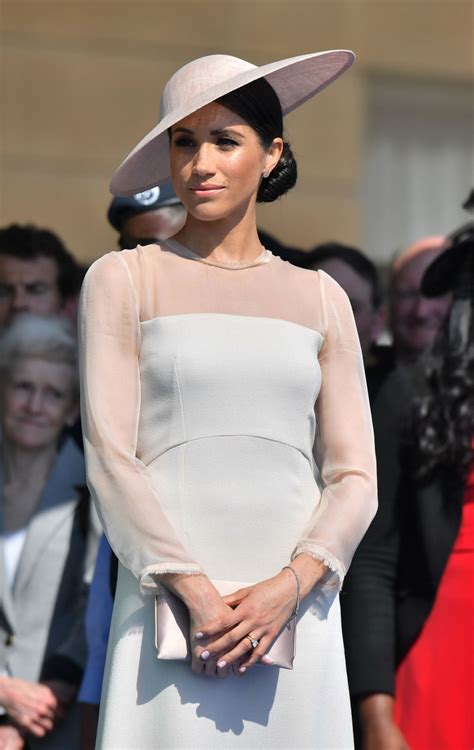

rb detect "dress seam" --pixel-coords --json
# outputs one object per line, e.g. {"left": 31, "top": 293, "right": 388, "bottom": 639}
{"left": 173, "top": 357, "right": 187, "bottom": 442}
{"left": 144, "top": 433, "right": 314, "bottom": 468}
{"left": 173, "top": 355, "right": 189, "bottom": 543}
{"left": 114, "top": 252, "right": 141, "bottom": 324}
{"left": 139, "top": 312, "right": 325, "bottom": 345}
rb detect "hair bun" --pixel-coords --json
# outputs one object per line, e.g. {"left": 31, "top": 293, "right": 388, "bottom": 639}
{"left": 257, "top": 142, "right": 297, "bottom": 203}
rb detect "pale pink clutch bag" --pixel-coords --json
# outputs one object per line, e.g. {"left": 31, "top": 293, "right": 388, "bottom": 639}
{"left": 155, "top": 579, "right": 296, "bottom": 669}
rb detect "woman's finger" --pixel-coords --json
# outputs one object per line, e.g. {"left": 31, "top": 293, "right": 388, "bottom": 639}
{"left": 221, "top": 587, "right": 250, "bottom": 607}
{"left": 193, "top": 610, "right": 238, "bottom": 641}
{"left": 215, "top": 630, "right": 265, "bottom": 669}
{"left": 195, "top": 621, "right": 250, "bottom": 662}
{"left": 232, "top": 653, "right": 250, "bottom": 677}
{"left": 238, "top": 635, "right": 275, "bottom": 671}
{"left": 28, "top": 721, "right": 48, "bottom": 738}
{"left": 38, "top": 717, "right": 54, "bottom": 733}
{"left": 191, "top": 655, "right": 205, "bottom": 676}
{"left": 216, "top": 661, "right": 230, "bottom": 679}
{"left": 204, "top": 658, "right": 220, "bottom": 678}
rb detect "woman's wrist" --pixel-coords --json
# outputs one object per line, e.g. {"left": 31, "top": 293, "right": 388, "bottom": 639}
{"left": 281, "top": 565, "right": 300, "bottom": 617}
{"left": 157, "top": 572, "right": 216, "bottom": 611}
{"left": 283, "top": 554, "right": 326, "bottom": 600}
{"left": 159, "top": 553, "right": 327, "bottom": 614}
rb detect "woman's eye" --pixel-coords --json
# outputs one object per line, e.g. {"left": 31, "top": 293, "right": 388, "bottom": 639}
{"left": 45, "top": 387, "right": 63, "bottom": 400}
{"left": 217, "top": 137, "right": 238, "bottom": 148}
{"left": 13, "top": 382, "right": 32, "bottom": 392}
{"left": 173, "top": 137, "right": 195, "bottom": 148}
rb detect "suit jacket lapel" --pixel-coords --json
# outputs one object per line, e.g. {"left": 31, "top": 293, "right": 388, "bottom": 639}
{"left": 0, "top": 540, "right": 17, "bottom": 633}
{"left": 0, "top": 464, "right": 18, "bottom": 632}
{"left": 12, "top": 438, "right": 86, "bottom": 598}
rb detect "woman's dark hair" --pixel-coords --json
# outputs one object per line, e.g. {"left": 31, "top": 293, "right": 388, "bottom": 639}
{"left": 408, "top": 254, "right": 474, "bottom": 481}
{"left": 217, "top": 78, "right": 297, "bottom": 203}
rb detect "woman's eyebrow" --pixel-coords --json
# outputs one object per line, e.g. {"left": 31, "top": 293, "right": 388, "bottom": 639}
{"left": 172, "top": 126, "right": 244, "bottom": 139}
{"left": 210, "top": 128, "right": 245, "bottom": 139}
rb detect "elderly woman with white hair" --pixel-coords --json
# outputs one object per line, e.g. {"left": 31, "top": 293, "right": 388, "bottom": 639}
{"left": 0, "top": 314, "right": 100, "bottom": 750}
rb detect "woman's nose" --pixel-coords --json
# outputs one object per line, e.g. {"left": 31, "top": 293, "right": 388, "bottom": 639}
{"left": 192, "top": 143, "right": 215, "bottom": 176}
{"left": 26, "top": 389, "right": 44, "bottom": 413}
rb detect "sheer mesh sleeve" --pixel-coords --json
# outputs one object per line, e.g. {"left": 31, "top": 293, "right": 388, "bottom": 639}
{"left": 292, "top": 270, "right": 378, "bottom": 589}
{"left": 78, "top": 252, "right": 204, "bottom": 593}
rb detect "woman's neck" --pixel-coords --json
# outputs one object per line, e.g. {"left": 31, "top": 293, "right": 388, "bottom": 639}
{"left": 172, "top": 203, "right": 263, "bottom": 264}
{"left": 2, "top": 440, "right": 59, "bottom": 531}
{"left": 2, "top": 440, "right": 58, "bottom": 488}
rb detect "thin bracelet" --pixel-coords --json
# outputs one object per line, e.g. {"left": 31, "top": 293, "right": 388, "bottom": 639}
{"left": 281, "top": 564, "right": 300, "bottom": 619}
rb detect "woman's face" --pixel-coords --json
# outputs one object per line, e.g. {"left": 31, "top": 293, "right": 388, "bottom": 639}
{"left": 3, "top": 357, "right": 78, "bottom": 450}
{"left": 170, "top": 101, "right": 282, "bottom": 222}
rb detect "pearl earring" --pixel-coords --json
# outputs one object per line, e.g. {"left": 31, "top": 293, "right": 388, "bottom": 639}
{"left": 263, "top": 169, "right": 271, "bottom": 178}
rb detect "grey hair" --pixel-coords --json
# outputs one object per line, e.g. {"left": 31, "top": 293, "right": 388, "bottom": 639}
{"left": 0, "top": 314, "right": 79, "bottom": 394}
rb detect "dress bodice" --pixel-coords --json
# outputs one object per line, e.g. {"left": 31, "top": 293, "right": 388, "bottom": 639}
{"left": 78, "top": 240, "right": 377, "bottom": 592}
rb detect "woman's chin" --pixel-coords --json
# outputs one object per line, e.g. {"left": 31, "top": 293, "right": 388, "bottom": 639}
{"left": 186, "top": 204, "right": 229, "bottom": 222}
{"left": 186, "top": 200, "right": 250, "bottom": 224}
{"left": 5, "top": 429, "right": 58, "bottom": 451}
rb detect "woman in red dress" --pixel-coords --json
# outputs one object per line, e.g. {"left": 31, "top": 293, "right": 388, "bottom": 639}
{"left": 393, "top": 217, "right": 474, "bottom": 749}
{"left": 342, "top": 201, "right": 474, "bottom": 750}
{"left": 394, "top": 463, "right": 474, "bottom": 747}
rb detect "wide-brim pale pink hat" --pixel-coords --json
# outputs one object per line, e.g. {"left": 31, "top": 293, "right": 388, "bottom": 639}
{"left": 110, "top": 50, "right": 355, "bottom": 196}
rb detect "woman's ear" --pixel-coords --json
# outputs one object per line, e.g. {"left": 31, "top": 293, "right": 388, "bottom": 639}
{"left": 264, "top": 137, "right": 284, "bottom": 175}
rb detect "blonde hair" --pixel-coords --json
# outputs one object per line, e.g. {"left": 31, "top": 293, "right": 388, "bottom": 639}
{"left": 0, "top": 314, "right": 78, "bottom": 393}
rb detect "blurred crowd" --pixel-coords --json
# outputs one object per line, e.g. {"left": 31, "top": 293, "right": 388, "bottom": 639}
{"left": 0, "top": 185, "right": 472, "bottom": 749}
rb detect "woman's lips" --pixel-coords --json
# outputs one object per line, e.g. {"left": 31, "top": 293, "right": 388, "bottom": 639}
{"left": 189, "top": 185, "right": 225, "bottom": 198}
{"left": 15, "top": 417, "right": 49, "bottom": 428}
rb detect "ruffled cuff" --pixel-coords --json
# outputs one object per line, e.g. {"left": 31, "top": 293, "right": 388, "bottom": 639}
{"left": 291, "top": 543, "right": 345, "bottom": 591}
{"left": 139, "top": 563, "right": 205, "bottom": 595}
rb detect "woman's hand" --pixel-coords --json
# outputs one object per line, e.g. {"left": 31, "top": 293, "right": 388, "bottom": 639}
{"left": 0, "top": 676, "right": 58, "bottom": 737}
{"left": 158, "top": 573, "right": 236, "bottom": 678}
{"left": 41, "top": 680, "right": 77, "bottom": 721}
{"left": 0, "top": 725, "right": 25, "bottom": 750}
{"left": 359, "top": 694, "right": 410, "bottom": 750}
{"left": 200, "top": 572, "right": 296, "bottom": 674}
{"left": 193, "top": 555, "right": 326, "bottom": 675}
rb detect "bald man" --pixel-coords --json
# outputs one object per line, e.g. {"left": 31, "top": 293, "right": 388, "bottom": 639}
{"left": 389, "top": 236, "right": 452, "bottom": 363}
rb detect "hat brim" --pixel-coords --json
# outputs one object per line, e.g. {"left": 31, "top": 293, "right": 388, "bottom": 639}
{"left": 110, "top": 50, "right": 355, "bottom": 196}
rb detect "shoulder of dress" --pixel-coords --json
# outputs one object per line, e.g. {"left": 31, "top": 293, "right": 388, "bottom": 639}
{"left": 272, "top": 255, "right": 316, "bottom": 280}
{"left": 113, "top": 242, "right": 167, "bottom": 269}
{"left": 314, "top": 268, "right": 352, "bottom": 307}
{"left": 81, "top": 251, "right": 120, "bottom": 290}
{"left": 277, "top": 259, "right": 325, "bottom": 295}
{"left": 85, "top": 243, "right": 167, "bottom": 281}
